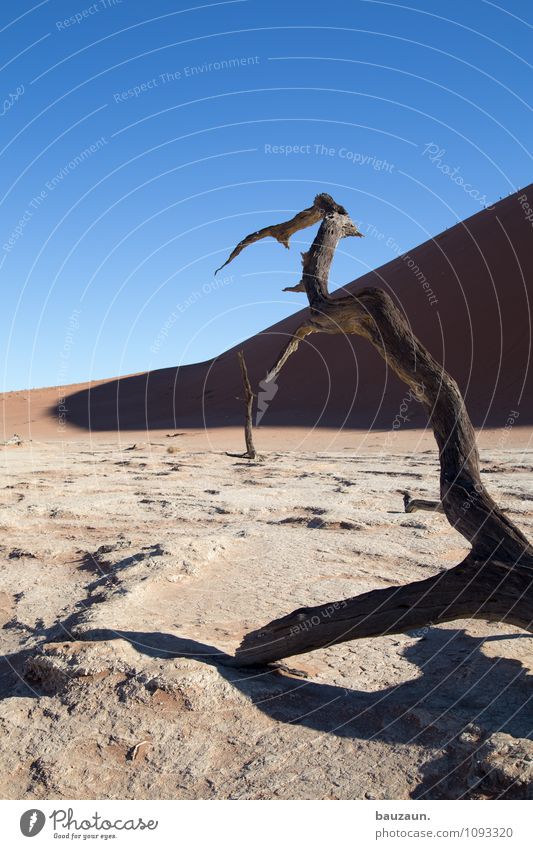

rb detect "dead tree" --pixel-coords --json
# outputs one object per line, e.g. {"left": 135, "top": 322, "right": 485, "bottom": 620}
{"left": 226, "top": 350, "right": 257, "bottom": 460}
{"left": 213, "top": 193, "right": 533, "bottom": 667}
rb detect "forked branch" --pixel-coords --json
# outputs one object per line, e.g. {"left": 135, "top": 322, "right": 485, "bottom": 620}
{"left": 215, "top": 193, "right": 362, "bottom": 277}
{"left": 216, "top": 194, "right": 533, "bottom": 667}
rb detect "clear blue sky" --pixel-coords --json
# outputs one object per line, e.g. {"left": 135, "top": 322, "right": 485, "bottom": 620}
{"left": 1, "top": 0, "right": 531, "bottom": 391}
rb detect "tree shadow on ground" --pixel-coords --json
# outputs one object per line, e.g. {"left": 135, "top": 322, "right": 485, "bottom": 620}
{"left": 78, "top": 624, "right": 533, "bottom": 798}
{"left": 2, "top": 624, "right": 531, "bottom": 798}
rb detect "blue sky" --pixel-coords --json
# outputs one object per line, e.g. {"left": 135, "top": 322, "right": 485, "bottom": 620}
{"left": 1, "top": 0, "right": 531, "bottom": 391}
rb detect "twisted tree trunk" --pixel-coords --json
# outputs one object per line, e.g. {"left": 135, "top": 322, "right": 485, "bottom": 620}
{"left": 215, "top": 193, "right": 533, "bottom": 667}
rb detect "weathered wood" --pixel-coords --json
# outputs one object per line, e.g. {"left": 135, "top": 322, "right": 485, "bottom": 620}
{"left": 403, "top": 492, "right": 444, "bottom": 514}
{"left": 215, "top": 193, "right": 361, "bottom": 276}
{"left": 236, "top": 557, "right": 533, "bottom": 666}
{"left": 239, "top": 350, "right": 256, "bottom": 460}
{"left": 217, "top": 194, "right": 533, "bottom": 667}
{"left": 226, "top": 351, "right": 257, "bottom": 460}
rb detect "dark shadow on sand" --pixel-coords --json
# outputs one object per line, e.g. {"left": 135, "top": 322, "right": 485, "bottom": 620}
{"left": 71, "top": 625, "right": 533, "bottom": 798}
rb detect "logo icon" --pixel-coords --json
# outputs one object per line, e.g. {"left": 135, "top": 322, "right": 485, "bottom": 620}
{"left": 20, "top": 810, "right": 46, "bottom": 837}
{"left": 256, "top": 377, "right": 278, "bottom": 425}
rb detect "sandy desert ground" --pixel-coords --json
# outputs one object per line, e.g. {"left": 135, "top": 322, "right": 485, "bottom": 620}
{"left": 1, "top": 428, "right": 533, "bottom": 800}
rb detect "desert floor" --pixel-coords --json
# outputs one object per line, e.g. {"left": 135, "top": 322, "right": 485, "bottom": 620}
{"left": 1, "top": 428, "right": 533, "bottom": 800}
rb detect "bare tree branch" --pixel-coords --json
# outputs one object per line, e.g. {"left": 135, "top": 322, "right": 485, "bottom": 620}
{"left": 239, "top": 350, "right": 256, "bottom": 460}
{"left": 403, "top": 491, "right": 444, "bottom": 514}
{"left": 236, "top": 557, "right": 533, "bottom": 666}
{"left": 265, "top": 323, "right": 316, "bottom": 383}
{"left": 215, "top": 193, "right": 362, "bottom": 276}
{"left": 226, "top": 351, "right": 257, "bottom": 461}
{"left": 215, "top": 194, "right": 533, "bottom": 667}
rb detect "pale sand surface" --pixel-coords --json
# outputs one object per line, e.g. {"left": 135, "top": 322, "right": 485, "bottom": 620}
{"left": 1, "top": 429, "right": 533, "bottom": 799}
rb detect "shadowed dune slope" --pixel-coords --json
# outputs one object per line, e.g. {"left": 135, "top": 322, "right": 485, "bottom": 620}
{"left": 2, "top": 185, "right": 532, "bottom": 435}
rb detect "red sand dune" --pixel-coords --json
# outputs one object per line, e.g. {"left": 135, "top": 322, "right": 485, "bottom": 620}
{"left": 2, "top": 186, "right": 533, "bottom": 438}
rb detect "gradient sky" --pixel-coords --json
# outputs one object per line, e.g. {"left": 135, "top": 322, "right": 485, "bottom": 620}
{"left": 1, "top": 0, "right": 531, "bottom": 391}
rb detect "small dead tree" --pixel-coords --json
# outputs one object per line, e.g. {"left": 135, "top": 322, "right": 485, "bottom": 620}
{"left": 213, "top": 193, "right": 533, "bottom": 667}
{"left": 226, "top": 350, "right": 257, "bottom": 460}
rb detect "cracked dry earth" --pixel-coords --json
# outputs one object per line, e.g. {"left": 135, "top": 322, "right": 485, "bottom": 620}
{"left": 1, "top": 437, "right": 533, "bottom": 800}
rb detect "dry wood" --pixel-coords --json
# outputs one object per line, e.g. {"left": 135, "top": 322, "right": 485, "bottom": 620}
{"left": 226, "top": 351, "right": 257, "bottom": 460}
{"left": 236, "top": 557, "right": 533, "bottom": 666}
{"left": 216, "top": 193, "right": 533, "bottom": 667}
{"left": 403, "top": 491, "right": 444, "bottom": 514}
{"left": 239, "top": 350, "right": 256, "bottom": 460}
{"left": 215, "top": 193, "right": 362, "bottom": 276}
